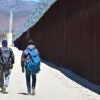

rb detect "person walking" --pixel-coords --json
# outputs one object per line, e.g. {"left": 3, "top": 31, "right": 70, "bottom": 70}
{"left": 0, "top": 40, "right": 14, "bottom": 94}
{"left": 0, "top": 50, "right": 4, "bottom": 91}
{"left": 21, "top": 39, "right": 41, "bottom": 95}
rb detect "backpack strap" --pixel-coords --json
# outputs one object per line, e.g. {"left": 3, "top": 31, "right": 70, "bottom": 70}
{"left": 26, "top": 48, "right": 33, "bottom": 58}
{"left": 26, "top": 48, "right": 40, "bottom": 63}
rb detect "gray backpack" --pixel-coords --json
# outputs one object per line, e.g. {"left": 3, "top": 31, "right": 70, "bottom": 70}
{"left": 1, "top": 48, "right": 11, "bottom": 69}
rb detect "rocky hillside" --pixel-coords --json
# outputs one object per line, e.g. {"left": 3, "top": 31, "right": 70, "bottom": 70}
{"left": 0, "top": 0, "right": 40, "bottom": 34}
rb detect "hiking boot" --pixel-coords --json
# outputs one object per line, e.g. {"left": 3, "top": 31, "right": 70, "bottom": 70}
{"left": 31, "top": 89, "right": 35, "bottom": 95}
{"left": 2, "top": 86, "right": 6, "bottom": 94}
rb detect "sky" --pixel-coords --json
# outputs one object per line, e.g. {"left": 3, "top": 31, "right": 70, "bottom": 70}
{"left": 21, "top": 0, "right": 41, "bottom": 3}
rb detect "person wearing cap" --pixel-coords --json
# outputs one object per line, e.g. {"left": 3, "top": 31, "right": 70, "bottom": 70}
{"left": 21, "top": 39, "right": 40, "bottom": 95}
{"left": 0, "top": 40, "right": 14, "bottom": 94}
{"left": 0, "top": 48, "right": 4, "bottom": 91}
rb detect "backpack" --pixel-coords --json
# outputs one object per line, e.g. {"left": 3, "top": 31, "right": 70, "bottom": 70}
{"left": 26, "top": 48, "right": 41, "bottom": 74}
{"left": 1, "top": 48, "right": 11, "bottom": 70}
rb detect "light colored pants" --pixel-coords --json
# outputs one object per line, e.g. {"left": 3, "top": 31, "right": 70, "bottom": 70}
{"left": 3, "top": 70, "right": 11, "bottom": 87}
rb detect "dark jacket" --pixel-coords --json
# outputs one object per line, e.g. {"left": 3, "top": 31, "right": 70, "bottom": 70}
{"left": 0, "top": 47, "right": 14, "bottom": 69}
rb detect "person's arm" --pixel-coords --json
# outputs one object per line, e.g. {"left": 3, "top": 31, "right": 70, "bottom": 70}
{"left": 21, "top": 50, "right": 28, "bottom": 73}
{"left": 21, "top": 52, "right": 25, "bottom": 73}
{"left": 9, "top": 48, "right": 14, "bottom": 64}
{"left": 9, "top": 48, "right": 14, "bottom": 69}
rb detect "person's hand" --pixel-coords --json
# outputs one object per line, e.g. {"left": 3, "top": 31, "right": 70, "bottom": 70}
{"left": 22, "top": 68, "right": 24, "bottom": 73}
{"left": 10, "top": 64, "right": 13, "bottom": 69}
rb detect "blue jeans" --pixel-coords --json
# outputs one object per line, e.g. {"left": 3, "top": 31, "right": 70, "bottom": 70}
{"left": 25, "top": 70, "right": 36, "bottom": 93}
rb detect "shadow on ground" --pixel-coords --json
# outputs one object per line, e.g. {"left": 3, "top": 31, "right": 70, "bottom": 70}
{"left": 18, "top": 92, "right": 28, "bottom": 95}
{"left": 42, "top": 60, "right": 100, "bottom": 94}
{"left": 0, "top": 90, "right": 8, "bottom": 94}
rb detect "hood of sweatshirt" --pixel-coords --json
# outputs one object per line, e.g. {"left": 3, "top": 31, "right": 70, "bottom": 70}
{"left": 27, "top": 44, "right": 35, "bottom": 50}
